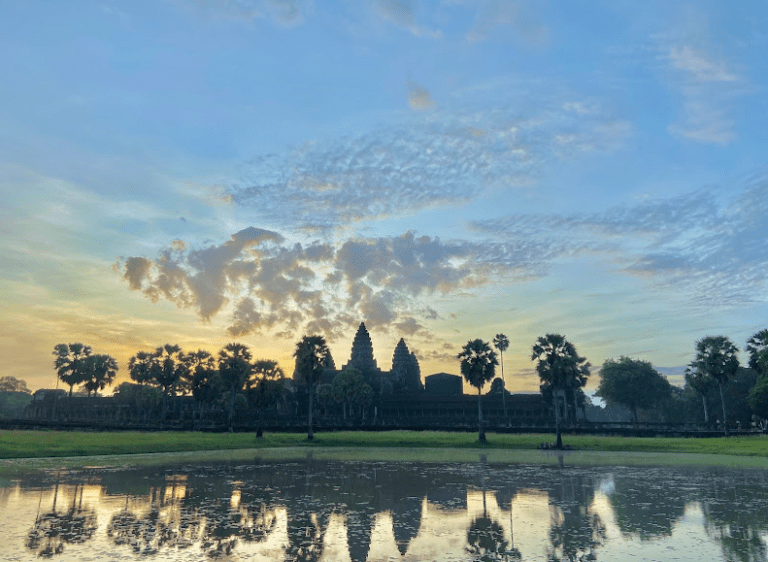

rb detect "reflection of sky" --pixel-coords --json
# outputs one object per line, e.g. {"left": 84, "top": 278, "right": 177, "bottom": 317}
{"left": 2, "top": 2, "right": 768, "bottom": 393}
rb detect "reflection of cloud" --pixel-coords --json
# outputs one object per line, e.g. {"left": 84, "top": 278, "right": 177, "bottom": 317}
{"left": 472, "top": 176, "right": 768, "bottom": 309}
{"left": 408, "top": 82, "right": 436, "bottom": 110}
{"left": 230, "top": 99, "right": 630, "bottom": 229}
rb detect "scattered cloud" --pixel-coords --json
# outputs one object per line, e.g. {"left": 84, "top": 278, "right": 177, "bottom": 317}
{"left": 181, "top": 0, "right": 310, "bottom": 26}
{"left": 373, "top": 0, "right": 442, "bottom": 38}
{"left": 229, "top": 97, "right": 631, "bottom": 230}
{"left": 463, "top": 0, "right": 548, "bottom": 45}
{"left": 408, "top": 82, "right": 436, "bottom": 110}
{"left": 472, "top": 176, "right": 768, "bottom": 309}
{"left": 660, "top": 38, "right": 745, "bottom": 145}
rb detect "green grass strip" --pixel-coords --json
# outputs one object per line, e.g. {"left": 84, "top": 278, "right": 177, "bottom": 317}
{"left": 1, "top": 429, "right": 768, "bottom": 460}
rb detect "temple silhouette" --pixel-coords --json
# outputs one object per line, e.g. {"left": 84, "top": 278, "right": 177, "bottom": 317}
{"left": 24, "top": 321, "right": 548, "bottom": 429}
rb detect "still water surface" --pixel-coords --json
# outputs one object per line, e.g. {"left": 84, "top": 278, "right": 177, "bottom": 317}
{"left": 1, "top": 452, "right": 767, "bottom": 561}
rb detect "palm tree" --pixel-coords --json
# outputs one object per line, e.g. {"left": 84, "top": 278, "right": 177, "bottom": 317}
{"left": 128, "top": 350, "right": 161, "bottom": 421}
{"left": 493, "top": 334, "right": 510, "bottom": 422}
{"left": 458, "top": 339, "right": 498, "bottom": 443}
{"left": 246, "top": 359, "right": 285, "bottom": 437}
{"left": 181, "top": 350, "right": 219, "bottom": 428}
{"left": 153, "top": 344, "right": 188, "bottom": 422}
{"left": 52, "top": 343, "right": 93, "bottom": 398}
{"left": 218, "top": 343, "right": 253, "bottom": 433}
{"left": 746, "top": 329, "right": 768, "bottom": 377}
{"left": 81, "top": 354, "right": 118, "bottom": 397}
{"left": 531, "top": 334, "right": 590, "bottom": 449}
{"left": 684, "top": 367, "right": 715, "bottom": 424}
{"left": 293, "top": 335, "right": 330, "bottom": 440}
{"left": 688, "top": 336, "right": 739, "bottom": 436}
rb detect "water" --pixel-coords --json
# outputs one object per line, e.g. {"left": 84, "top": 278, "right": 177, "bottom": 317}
{"left": 2, "top": 452, "right": 767, "bottom": 561}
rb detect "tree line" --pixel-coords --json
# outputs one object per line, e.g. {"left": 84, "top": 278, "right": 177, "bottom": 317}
{"left": 458, "top": 329, "right": 768, "bottom": 447}
{"left": 43, "top": 328, "right": 768, "bottom": 444}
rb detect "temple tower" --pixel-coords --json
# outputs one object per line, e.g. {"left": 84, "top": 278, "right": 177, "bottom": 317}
{"left": 391, "top": 338, "right": 423, "bottom": 393}
{"left": 342, "top": 322, "right": 382, "bottom": 391}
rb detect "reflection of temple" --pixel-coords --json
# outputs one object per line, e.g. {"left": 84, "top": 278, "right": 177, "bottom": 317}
{"left": 10, "top": 456, "right": 768, "bottom": 561}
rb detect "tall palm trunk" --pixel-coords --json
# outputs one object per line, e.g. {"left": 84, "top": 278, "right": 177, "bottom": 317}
{"left": 719, "top": 382, "right": 729, "bottom": 436}
{"left": 307, "top": 387, "right": 314, "bottom": 440}
{"left": 554, "top": 388, "right": 563, "bottom": 449}
{"left": 477, "top": 387, "right": 486, "bottom": 442}
{"left": 701, "top": 394, "right": 709, "bottom": 424}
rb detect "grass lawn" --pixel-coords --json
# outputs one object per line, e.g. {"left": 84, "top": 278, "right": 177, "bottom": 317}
{"left": 1, "top": 429, "right": 768, "bottom": 460}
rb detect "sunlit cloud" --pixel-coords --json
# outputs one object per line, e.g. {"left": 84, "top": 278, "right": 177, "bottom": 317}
{"left": 116, "top": 228, "right": 519, "bottom": 341}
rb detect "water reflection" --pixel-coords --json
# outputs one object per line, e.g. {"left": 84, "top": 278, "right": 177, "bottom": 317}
{"left": 26, "top": 483, "right": 98, "bottom": 557}
{"left": 0, "top": 454, "right": 765, "bottom": 561}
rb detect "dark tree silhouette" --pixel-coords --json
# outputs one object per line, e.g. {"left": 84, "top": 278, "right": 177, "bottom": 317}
{"left": 531, "top": 334, "right": 590, "bottom": 449}
{"left": 181, "top": 350, "right": 221, "bottom": 428}
{"left": 689, "top": 336, "right": 739, "bottom": 436}
{"left": 52, "top": 343, "right": 93, "bottom": 398}
{"left": 747, "top": 329, "right": 768, "bottom": 376}
{"left": 218, "top": 343, "right": 253, "bottom": 433}
{"left": 293, "top": 335, "right": 330, "bottom": 440}
{"left": 458, "top": 339, "right": 498, "bottom": 443}
{"left": 493, "top": 334, "right": 510, "bottom": 421}
{"left": 597, "top": 356, "right": 672, "bottom": 424}
{"left": 245, "top": 359, "right": 284, "bottom": 437}
{"left": 81, "top": 354, "right": 119, "bottom": 397}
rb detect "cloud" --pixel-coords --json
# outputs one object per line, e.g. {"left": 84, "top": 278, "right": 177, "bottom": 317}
{"left": 472, "top": 175, "right": 768, "bottom": 309}
{"left": 463, "top": 0, "right": 548, "bottom": 45}
{"left": 117, "top": 228, "right": 519, "bottom": 340}
{"left": 229, "top": 96, "right": 630, "bottom": 229}
{"left": 660, "top": 40, "right": 745, "bottom": 145}
{"left": 182, "top": 0, "right": 310, "bottom": 26}
{"left": 408, "top": 82, "right": 436, "bottom": 110}
{"left": 373, "top": 0, "right": 442, "bottom": 38}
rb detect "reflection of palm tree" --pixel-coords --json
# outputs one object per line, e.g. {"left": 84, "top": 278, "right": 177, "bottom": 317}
{"left": 107, "top": 484, "right": 202, "bottom": 555}
{"left": 703, "top": 472, "right": 768, "bottom": 562}
{"left": 27, "top": 483, "right": 98, "bottom": 558}
{"left": 467, "top": 515, "right": 519, "bottom": 561}
{"left": 284, "top": 511, "right": 328, "bottom": 562}
{"left": 467, "top": 457, "right": 521, "bottom": 561}
{"left": 546, "top": 470, "right": 605, "bottom": 562}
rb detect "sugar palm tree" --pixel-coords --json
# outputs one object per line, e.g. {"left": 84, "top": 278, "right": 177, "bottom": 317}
{"left": 531, "top": 334, "right": 590, "bottom": 449}
{"left": 82, "top": 354, "right": 118, "bottom": 396}
{"left": 293, "top": 335, "right": 330, "bottom": 440}
{"left": 218, "top": 343, "right": 253, "bottom": 433}
{"left": 493, "top": 334, "right": 510, "bottom": 421}
{"left": 458, "top": 339, "right": 498, "bottom": 443}
{"left": 246, "top": 359, "right": 285, "bottom": 437}
{"left": 52, "top": 343, "right": 93, "bottom": 399}
{"left": 688, "top": 335, "right": 739, "bottom": 436}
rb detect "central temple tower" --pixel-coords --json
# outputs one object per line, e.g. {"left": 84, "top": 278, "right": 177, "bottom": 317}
{"left": 342, "top": 322, "right": 383, "bottom": 392}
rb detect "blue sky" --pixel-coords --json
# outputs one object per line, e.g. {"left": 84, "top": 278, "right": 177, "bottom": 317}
{"left": 2, "top": 0, "right": 767, "bottom": 393}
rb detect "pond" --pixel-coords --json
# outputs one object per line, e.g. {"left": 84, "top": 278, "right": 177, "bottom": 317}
{"left": 2, "top": 450, "right": 768, "bottom": 561}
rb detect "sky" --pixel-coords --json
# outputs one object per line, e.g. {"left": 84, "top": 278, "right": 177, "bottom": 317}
{"left": 2, "top": 0, "right": 768, "bottom": 394}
